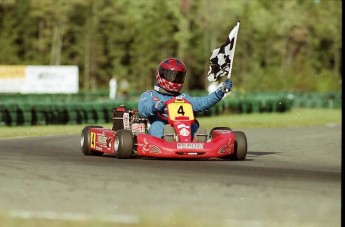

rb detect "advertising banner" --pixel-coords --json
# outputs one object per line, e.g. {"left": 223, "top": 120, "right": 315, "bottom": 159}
{"left": 0, "top": 65, "right": 79, "bottom": 94}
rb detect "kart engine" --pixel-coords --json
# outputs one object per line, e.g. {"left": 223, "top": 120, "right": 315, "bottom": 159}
{"left": 112, "top": 105, "right": 147, "bottom": 135}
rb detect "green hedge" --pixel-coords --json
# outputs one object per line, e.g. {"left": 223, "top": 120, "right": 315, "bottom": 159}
{"left": 0, "top": 91, "right": 341, "bottom": 126}
{"left": 0, "top": 100, "right": 124, "bottom": 126}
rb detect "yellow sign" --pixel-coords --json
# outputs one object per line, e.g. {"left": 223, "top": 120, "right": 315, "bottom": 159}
{"left": 0, "top": 65, "right": 26, "bottom": 78}
{"left": 90, "top": 132, "right": 96, "bottom": 148}
{"left": 167, "top": 99, "right": 194, "bottom": 121}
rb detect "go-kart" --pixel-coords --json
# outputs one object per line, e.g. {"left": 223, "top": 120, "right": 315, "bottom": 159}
{"left": 80, "top": 97, "right": 247, "bottom": 160}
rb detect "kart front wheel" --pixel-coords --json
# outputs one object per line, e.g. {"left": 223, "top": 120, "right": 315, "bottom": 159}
{"left": 81, "top": 126, "right": 104, "bottom": 156}
{"left": 114, "top": 129, "right": 134, "bottom": 159}
{"left": 229, "top": 131, "right": 247, "bottom": 160}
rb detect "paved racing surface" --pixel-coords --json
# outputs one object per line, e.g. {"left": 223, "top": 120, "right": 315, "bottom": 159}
{"left": 0, "top": 125, "right": 341, "bottom": 226}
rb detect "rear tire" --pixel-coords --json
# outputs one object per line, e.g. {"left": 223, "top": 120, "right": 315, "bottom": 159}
{"left": 114, "top": 129, "right": 134, "bottom": 159}
{"left": 229, "top": 131, "right": 247, "bottom": 160}
{"left": 81, "top": 126, "right": 104, "bottom": 156}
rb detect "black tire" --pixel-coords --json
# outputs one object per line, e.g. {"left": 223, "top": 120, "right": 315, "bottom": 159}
{"left": 81, "top": 125, "right": 104, "bottom": 156}
{"left": 114, "top": 129, "right": 134, "bottom": 159}
{"left": 229, "top": 131, "right": 247, "bottom": 160}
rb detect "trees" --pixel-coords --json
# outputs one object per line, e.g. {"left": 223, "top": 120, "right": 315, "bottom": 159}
{"left": 0, "top": 0, "right": 341, "bottom": 93}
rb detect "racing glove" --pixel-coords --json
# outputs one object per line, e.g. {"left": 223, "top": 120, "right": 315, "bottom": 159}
{"left": 152, "top": 100, "right": 166, "bottom": 112}
{"left": 215, "top": 79, "right": 233, "bottom": 98}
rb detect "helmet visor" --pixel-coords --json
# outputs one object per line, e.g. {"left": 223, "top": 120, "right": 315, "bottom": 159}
{"left": 159, "top": 68, "right": 186, "bottom": 83}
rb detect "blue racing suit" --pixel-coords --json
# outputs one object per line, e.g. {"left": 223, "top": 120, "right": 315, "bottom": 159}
{"left": 138, "top": 84, "right": 225, "bottom": 138}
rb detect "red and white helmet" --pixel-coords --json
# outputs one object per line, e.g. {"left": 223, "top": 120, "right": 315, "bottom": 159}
{"left": 156, "top": 57, "right": 187, "bottom": 93}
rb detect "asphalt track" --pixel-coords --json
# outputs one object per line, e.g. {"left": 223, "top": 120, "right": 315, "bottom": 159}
{"left": 0, "top": 124, "right": 341, "bottom": 226}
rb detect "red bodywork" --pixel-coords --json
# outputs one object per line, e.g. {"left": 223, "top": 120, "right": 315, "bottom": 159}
{"left": 88, "top": 127, "right": 235, "bottom": 159}
{"left": 135, "top": 131, "right": 235, "bottom": 158}
{"left": 88, "top": 128, "right": 116, "bottom": 154}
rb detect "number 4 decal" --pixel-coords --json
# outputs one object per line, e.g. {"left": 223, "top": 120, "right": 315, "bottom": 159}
{"left": 177, "top": 105, "right": 185, "bottom": 115}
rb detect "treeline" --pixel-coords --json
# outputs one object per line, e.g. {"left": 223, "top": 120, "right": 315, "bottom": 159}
{"left": 0, "top": 0, "right": 342, "bottom": 93}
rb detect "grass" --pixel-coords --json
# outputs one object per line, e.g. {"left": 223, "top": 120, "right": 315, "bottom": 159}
{"left": 0, "top": 108, "right": 341, "bottom": 139}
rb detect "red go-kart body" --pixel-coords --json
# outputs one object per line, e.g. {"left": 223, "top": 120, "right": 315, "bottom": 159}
{"left": 135, "top": 131, "right": 235, "bottom": 159}
{"left": 81, "top": 98, "right": 247, "bottom": 160}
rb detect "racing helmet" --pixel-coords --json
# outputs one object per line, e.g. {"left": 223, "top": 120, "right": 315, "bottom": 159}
{"left": 156, "top": 57, "right": 187, "bottom": 93}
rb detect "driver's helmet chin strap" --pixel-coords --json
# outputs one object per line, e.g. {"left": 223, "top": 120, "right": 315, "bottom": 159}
{"left": 154, "top": 85, "right": 180, "bottom": 96}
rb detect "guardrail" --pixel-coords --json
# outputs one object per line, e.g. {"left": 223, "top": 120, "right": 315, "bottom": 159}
{"left": 0, "top": 91, "right": 341, "bottom": 126}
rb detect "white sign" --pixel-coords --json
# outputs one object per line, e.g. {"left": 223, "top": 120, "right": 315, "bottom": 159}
{"left": 0, "top": 65, "right": 79, "bottom": 94}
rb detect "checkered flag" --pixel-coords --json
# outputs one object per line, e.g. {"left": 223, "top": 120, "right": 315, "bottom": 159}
{"left": 207, "top": 21, "right": 240, "bottom": 82}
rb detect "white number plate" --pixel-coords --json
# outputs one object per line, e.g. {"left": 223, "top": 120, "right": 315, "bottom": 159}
{"left": 177, "top": 143, "right": 204, "bottom": 149}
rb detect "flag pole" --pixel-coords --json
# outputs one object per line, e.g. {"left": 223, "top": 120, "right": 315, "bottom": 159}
{"left": 227, "top": 21, "right": 240, "bottom": 80}
{"left": 224, "top": 21, "right": 240, "bottom": 93}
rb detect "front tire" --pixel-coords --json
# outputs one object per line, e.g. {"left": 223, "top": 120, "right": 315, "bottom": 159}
{"left": 229, "top": 131, "right": 247, "bottom": 160}
{"left": 114, "top": 129, "right": 134, "bottom": 159}
{"left": 81, "top": 126, "right": 104, "bottom": 156}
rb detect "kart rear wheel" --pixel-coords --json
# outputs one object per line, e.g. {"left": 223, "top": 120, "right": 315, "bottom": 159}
{"left": 229, "top": 131, "right": 247, "bottom": 160}
{"left": 81, "top": 126, "right": 104, "bottom": 156}
{"left": 114, "top": 129, "right": 134, "bottom": 159}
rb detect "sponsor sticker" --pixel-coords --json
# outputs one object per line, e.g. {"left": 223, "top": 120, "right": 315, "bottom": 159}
{"left": 131, "top": 123, "right": 146, "bottom": 134}
{"left": 97, "top": 132, "right": 112, "bottom": 148}
{"left": 179, "top": 128, "right": 190, "bottom": 136}
{"left": 123, "top": 113, "right": 130, "bottom": 130}
{"left": 177, "top": 124, "right": 189, "bottom": 129}
{"left": 177, "top": 143, "right": 204, "bottom": 149}
{"left": 90, "top": 132, "right": 96, "bottom": 148}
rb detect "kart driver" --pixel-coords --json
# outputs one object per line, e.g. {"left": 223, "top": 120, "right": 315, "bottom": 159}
{"left": 138, "top": 57, "right": 232, "bottom": 139}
